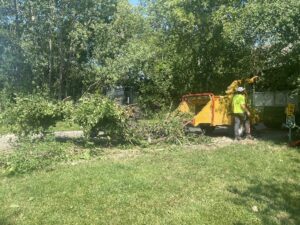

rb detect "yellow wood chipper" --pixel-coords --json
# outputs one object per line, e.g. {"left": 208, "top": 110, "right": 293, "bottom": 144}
{"left": 178, "top": 76, "right": 259, "bottom": 134}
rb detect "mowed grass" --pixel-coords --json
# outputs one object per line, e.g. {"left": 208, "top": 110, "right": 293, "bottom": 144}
{"left": 0, "top": 141, "right": 299, "bottom": 225}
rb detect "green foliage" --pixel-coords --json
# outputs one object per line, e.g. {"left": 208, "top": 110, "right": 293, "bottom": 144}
{"left": 136, "top": 116, "right": 185, "bottom": 144}
{"left": 129, "top": 111, "right": 208, "bottom": 145}
{"left": 2, "top": 94, "right": 63, "bottom": 137}
{"left": 213, "top": 0, "right": 300, "bottom": 91}
{"left": 51, "top": 121, "right": 80, "bottom": 132}
{"left": 72, "top": 94, "right": 129, "bottom": 140}
{"left": 137, "top": 83, "right": 173, "bottom": 113}
{"left": 1, "top": 0, "right": 299, "bottom": 111}
{"left": 0, "top": 109, "right": 207, "bottom": 175}
{"left": 0, "top": 138, "right": 102, "bottom": 175}
{"left": 58, "top": 100, "right": 75, "bottom": 121}
{"left": 0, "top": 90, "right": 15, "bottom": 111}
{"left": 0, "top": 141, "right": 66, "bottom": 175}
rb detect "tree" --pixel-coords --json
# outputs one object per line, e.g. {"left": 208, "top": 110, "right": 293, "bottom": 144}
{"left": 1, "top": 0, "right": 299, "bottom": 108}
{"left": 214, "top": 0, "right": 300, "bottom": 91}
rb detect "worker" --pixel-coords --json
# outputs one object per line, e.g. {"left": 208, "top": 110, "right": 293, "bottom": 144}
{"left": 232, "top": 87, "right": 254, "bottom": 140}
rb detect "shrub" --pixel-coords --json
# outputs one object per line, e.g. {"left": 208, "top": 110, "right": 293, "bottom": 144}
{"left": 2, "top": 94, "right": 63, "bottom": 137}
{"left": 72, "top": 94, "right": 129, "bottom": 140}
{"left": 0, "top": 90, "right": 15, "bottom": 111}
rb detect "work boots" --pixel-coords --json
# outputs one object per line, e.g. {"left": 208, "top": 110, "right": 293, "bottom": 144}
{"left": 245, "top": 134, "right": 255, "bottom": 140}
{"left": 234, "top": 136, "right": 242, "bottom": 141}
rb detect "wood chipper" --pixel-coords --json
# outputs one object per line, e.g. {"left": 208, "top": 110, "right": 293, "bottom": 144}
{"left": 178, "top": 76, "right": 259, "bottom": 134}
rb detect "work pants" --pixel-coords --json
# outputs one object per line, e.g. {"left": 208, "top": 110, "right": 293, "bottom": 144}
{"left": 234, "top": 113, "right": 251, "bottom": 138}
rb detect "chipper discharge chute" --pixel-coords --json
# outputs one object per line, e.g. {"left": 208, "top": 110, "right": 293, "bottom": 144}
{"left": 178, "top": 76, "right": 259, "bottom": 134}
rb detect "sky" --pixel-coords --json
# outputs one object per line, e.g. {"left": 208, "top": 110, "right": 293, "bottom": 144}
{"left": 129, "top": 0, "right": 139, "bottom": 5}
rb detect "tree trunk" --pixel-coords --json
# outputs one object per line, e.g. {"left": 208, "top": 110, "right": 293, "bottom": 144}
{"left": 58, "top": 30, "right": 64, "bottom": 100}
{"left": 58, "top": 56, "right": 64, "bottom": 100}
{"left": 13, "top": 0, "right": 20, "bottom": 36}
{"left": 48, "top": 0, "right": 55, "bottom": 91}
{"left": 58, "top": 1, "right": 64, "bottom": 100}
{"left": 48, "top": 38, "right": 52, "bottom": 90}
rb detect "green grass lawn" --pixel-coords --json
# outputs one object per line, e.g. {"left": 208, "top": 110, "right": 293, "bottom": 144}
{"left": 0, "top": 141, "right": 299, "bottom": 225}
{"left": 50, "top": 121, "right": 81, "bottom": 132}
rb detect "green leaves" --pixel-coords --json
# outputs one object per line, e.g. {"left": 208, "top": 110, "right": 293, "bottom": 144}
{"left": 213, "top": 0, "right": 300, "bottom": 89}
{"left": 2, "top": 94, "right": 64, "bottom": 137}
{"left": 72, "top": 94, "right": 129, "bottom": 140}
{"left": 1, "top": 0, "right": 299, "bottom": 107}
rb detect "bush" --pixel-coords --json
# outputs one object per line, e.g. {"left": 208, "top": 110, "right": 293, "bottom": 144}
{"left": 0, "top": 90, "right": 15, "bottom": 111}
{"left": 72, "top": 94, "right": 129, "bottom": 140}
{"left": 2, "top": 94, "right": 64, "bottom": 137}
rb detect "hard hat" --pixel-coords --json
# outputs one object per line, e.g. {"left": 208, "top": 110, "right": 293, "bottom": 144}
{"left": 236, "top": 87, "right": 245, "bottom": 92}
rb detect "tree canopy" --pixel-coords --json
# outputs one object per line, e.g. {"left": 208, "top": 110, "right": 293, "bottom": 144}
{"left": 0, "top": 0, "right": 299, "bottom": 107}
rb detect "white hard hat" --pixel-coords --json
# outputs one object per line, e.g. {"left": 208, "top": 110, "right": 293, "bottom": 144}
{"left": 236, "top": 87, "right": 245, "bottom": 92}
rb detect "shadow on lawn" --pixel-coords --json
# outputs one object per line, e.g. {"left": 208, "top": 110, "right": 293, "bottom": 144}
{"left": 254, "top": 129, "right": 289, "bottom": 145}
{"left": 55, "top": 135, "right": 130, "bottom": 148}
{"left": 0, "top": 215, "right": 14, "bottom": 225}
{"left": 228, "top": 180, "right": 300, "bottom": 225}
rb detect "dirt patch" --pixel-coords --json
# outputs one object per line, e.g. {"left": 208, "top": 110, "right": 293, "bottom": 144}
{"left": 0, "top": 135, "right": 17, "bottom": 152}
{"left": 0, "top": 131, "right": 85, "bottom": 153}
{"left": 54, "top": 131, "right": 84, "bottom": 139}
{"left": 211, "top": 136, "right": 235, "bottom": 146}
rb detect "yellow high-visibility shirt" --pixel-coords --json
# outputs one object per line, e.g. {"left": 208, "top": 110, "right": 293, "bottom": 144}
{"left": 232, "top": 94, "right": 245, "bottom": 114}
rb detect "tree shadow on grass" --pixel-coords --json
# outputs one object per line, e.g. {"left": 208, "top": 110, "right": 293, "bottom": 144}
{"left": 55, "top": 135, "right": 131, "bottom": 149}
{"left": 228, "top": 180, "right": 300, "bottom": 225}
{"left": 254, "top": 129, "right": 289, "bottom": 145}
{"left": 0, "top": 214, "right": 14, "bottom": 225}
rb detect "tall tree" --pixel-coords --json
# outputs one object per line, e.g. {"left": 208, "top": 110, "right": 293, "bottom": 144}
{"left": 214, "top": 0, "right": 300, "bottom": 90}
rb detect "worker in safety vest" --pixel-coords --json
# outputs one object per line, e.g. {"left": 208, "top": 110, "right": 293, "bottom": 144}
{"left": 232, "top": 87, "right": 254, "bottom": 140}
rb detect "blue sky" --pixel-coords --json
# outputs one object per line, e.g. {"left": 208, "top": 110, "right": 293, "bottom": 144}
{"left": 129, "top": 0, "right": 139, "bottom": 5}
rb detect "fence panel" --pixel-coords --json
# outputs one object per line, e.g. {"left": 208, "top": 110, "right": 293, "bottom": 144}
{"left": 253, "top": 91, "right": 298, "bottom": 108}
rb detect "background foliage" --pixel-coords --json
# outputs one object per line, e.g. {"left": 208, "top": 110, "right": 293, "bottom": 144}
{"left": 0, "top": 0, "right": 299, "bottom": 109}
{"left": 1, "top": 94, "right": 63, "bottom": 136}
